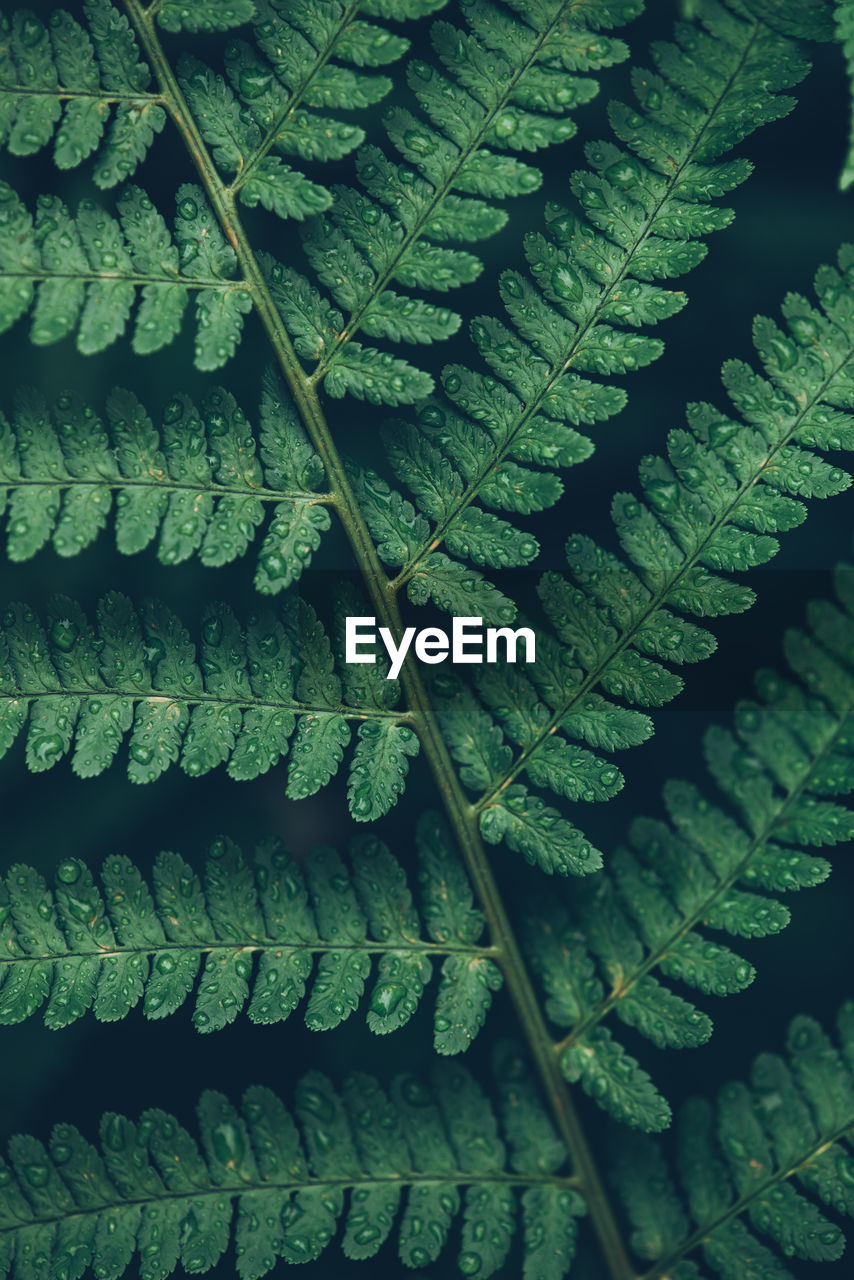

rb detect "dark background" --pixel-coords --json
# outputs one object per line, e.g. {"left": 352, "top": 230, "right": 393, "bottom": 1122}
{"left": 1, "top": 2, "right": 853, "bottom": 1277}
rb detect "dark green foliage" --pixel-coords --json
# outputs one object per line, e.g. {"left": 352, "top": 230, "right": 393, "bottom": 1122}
{"left": 0, "top": 182, "right": 253, "bottom": 368}
{"left": 446, "top": 245, "right": 854, "bottom": 875}
{"left": 0, "top": 816, "right": 501, "bottom": 1050}
{"left": 269, "top": 0, "right": 645, "bottom": 404}
{"left": 0, "top": 1049, "right": 579, "bottom": 1280}
{"left": 342, "top": 0, "right": 822, "bottom": 635}
{"left": 0, "top": 2, "right": 165, "bottom": 184}
{"left": 0, "top": 373, "right": 330, "bottom": 588}
{"left": 176, "top": 0, "right": 430, "bottom": 224}
{"left": 838, "top": 0, "right": 854, "bottom": 188}
{"left": 519, "top": 564, "right": 854, "bottom": 1130}
{"left": 612, "top": 1005, "right": 854, "bottom": 1279}
{"left": 0, "top": 589, "right": 419, "bottom": 816}
{"left": 0, "top": 2, "right": 853, "bottom": 1279}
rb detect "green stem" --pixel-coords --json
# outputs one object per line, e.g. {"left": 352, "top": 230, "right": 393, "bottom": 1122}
{"left": 0, "top": 1170, "right": 582, "bottom": 1244}
{"left": 122, "top": 5, "right": 635, "bottom": 1277}
{"left": 0, "top": 939, "right": 495, "bottom": 967}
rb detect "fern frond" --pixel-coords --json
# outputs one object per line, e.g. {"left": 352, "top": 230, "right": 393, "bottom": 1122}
{"left": 612, "top": 1004, "right": 854, "bottom": 1279}
{"left": 0, "top": 815, "right": 501, "bottom": 1050}
{"left": 837, "top": 0, "right": 854, "bottom": 188}
{"left": 520, "top": 556, "right": 854, "bottom": 1140}
{"left": 264, "top": 0, "right": 644, "bottom": 403}
{"left": 0, "top": 2, "right": 166, "bottom": 185}
{"left": 430, "top": 670, "right": 619, "bottom": 876}
{"left": 459, "top": 243, "right": 854, "bottom": 871}
{"left": 346, "top": 0, "right": 818, "bottom": 581}
{"left": 0, "top": 181, "right": 253, "bottom": 368}
{"left": 341, "top": 0, "right": 825, "bottom": 610}
{"left": 0, "top": 1046, "right": 580, "bottom": 1279}
{"left": 176, "top": 0, "right": 443, "bottom": 226}
{"left": 0, "top": 374, "right": 331, "bottom": 589}
{"left": 742, "top": 0, "right": 835, "bottom": 40}
{"left": 0, "top": 589, "right": 420, "bottom": 817}
{"left": 519, "top": 563, "right": 854, "bottom": 1130}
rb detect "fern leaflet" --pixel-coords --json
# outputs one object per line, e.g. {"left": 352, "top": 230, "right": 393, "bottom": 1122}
{"left": 0, "top": 816, "right": 502, "bottom": 1051}
{"left": 613, "top": 1005, "right": 854, "bottom": 1278}
{"left": 268, "top": 0, "right": 643, "bottom": 403}
{"left": 0, "top": 590, "right": 420, "bottom": 816}
{"left": 0, "top": 1, "right": 166, "bottom": 184}
{"left": 0, "top": 1047, "right": 581, "bottom": 1279}
{"left": 0, "top": 182, "right": 252, "bottom": 368}
{"left": 526, "top": 560, "right": 854, "bottom": 1128}
{"left": 443, "top": 244, "right": 854, "bottom": 873}
{"left": 0, "top": 374, "right": 331, "bottom": 588}
{"left": 177, "top": 0, "right": 443, "bottom": 225}
{"left": 350, "top": 0, "right": 818, "bottom": 600}
{"left": 154, "top": 0, "right": 257, "bottom": 34}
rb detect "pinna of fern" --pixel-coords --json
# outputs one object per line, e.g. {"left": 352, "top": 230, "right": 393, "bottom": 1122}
{"left": 517, "top": 561, "right": 854, "bottom": 1133}
{"left": 0, "top": 1044, "right": 582, "bottom": 1280}
{"left": 0, "top": 371, "right": 332, "bottom": 592}
{"left": 612, "top": 1005, "right": 854, "bottom": 1280}
{"left": 268, "top": 0, "right": 825, "bottom": 414}
{"left": 0, "top": 586, "right": 421, "bottom": 820}
{"left": 0, "top": 181, "right": 253, "bottom": 370}
{"left": 343, "top": 0, "right": 822, "bottom": 553}
{"left": 263, "top": 0, "right": 645, "bottom": 400}
{"left": 0, "top": 813, "right": 503, "bottom": 1055}
{"left": 340, "top": 0, "right": 837, "bottom": 640}
{"left": 0, "top": 1, "right": 166, "bottom": 186}
{"left": 423, "top": 241, "right": 854, "bottom": 877}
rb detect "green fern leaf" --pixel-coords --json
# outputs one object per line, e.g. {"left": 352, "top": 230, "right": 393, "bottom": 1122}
{"left": 407, "top": 550, "right": 517, "bottom": 624}
{"left": 0, "top": 819, "right": 502, "bottom": 1047}
{"left": 0, "top": 373, "right": 333, "bottom": 584}
{"left": 0, "top": 1054, "right": 575, "bottom": 1279}
{"left": 524, "top": 902, "right": 672, "bottom": 1131}
{"left": 175, "top": 0, "right": 437, "bottom": 228}
{"left": 357, "top": 0, "right": 814, "bottom": 572}
{"left": 838, "top": 0, "right": 854, "bottom": 188}
{"left": 0, "top": 3, "right": 168, "bottom": 184}
{"left": 0, "top": 590, "right": 419, "bottom": 814}
{"left": 612, "top": 1005, "right": 854, "bottom": 1277}
{"left": 461, "top": 245, "right": 854, "bottom": 869}
{"left": 261, "top": 0, "right": 645, "bottom": 403}
{"left": 0, "top": 182, "right": 254, "bottom": 368}
{"left": 524, "top": 562, "right": 854, "bottom": 1129}
{"left": 432, "top": 673, "right": 602, "bottom": 875}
